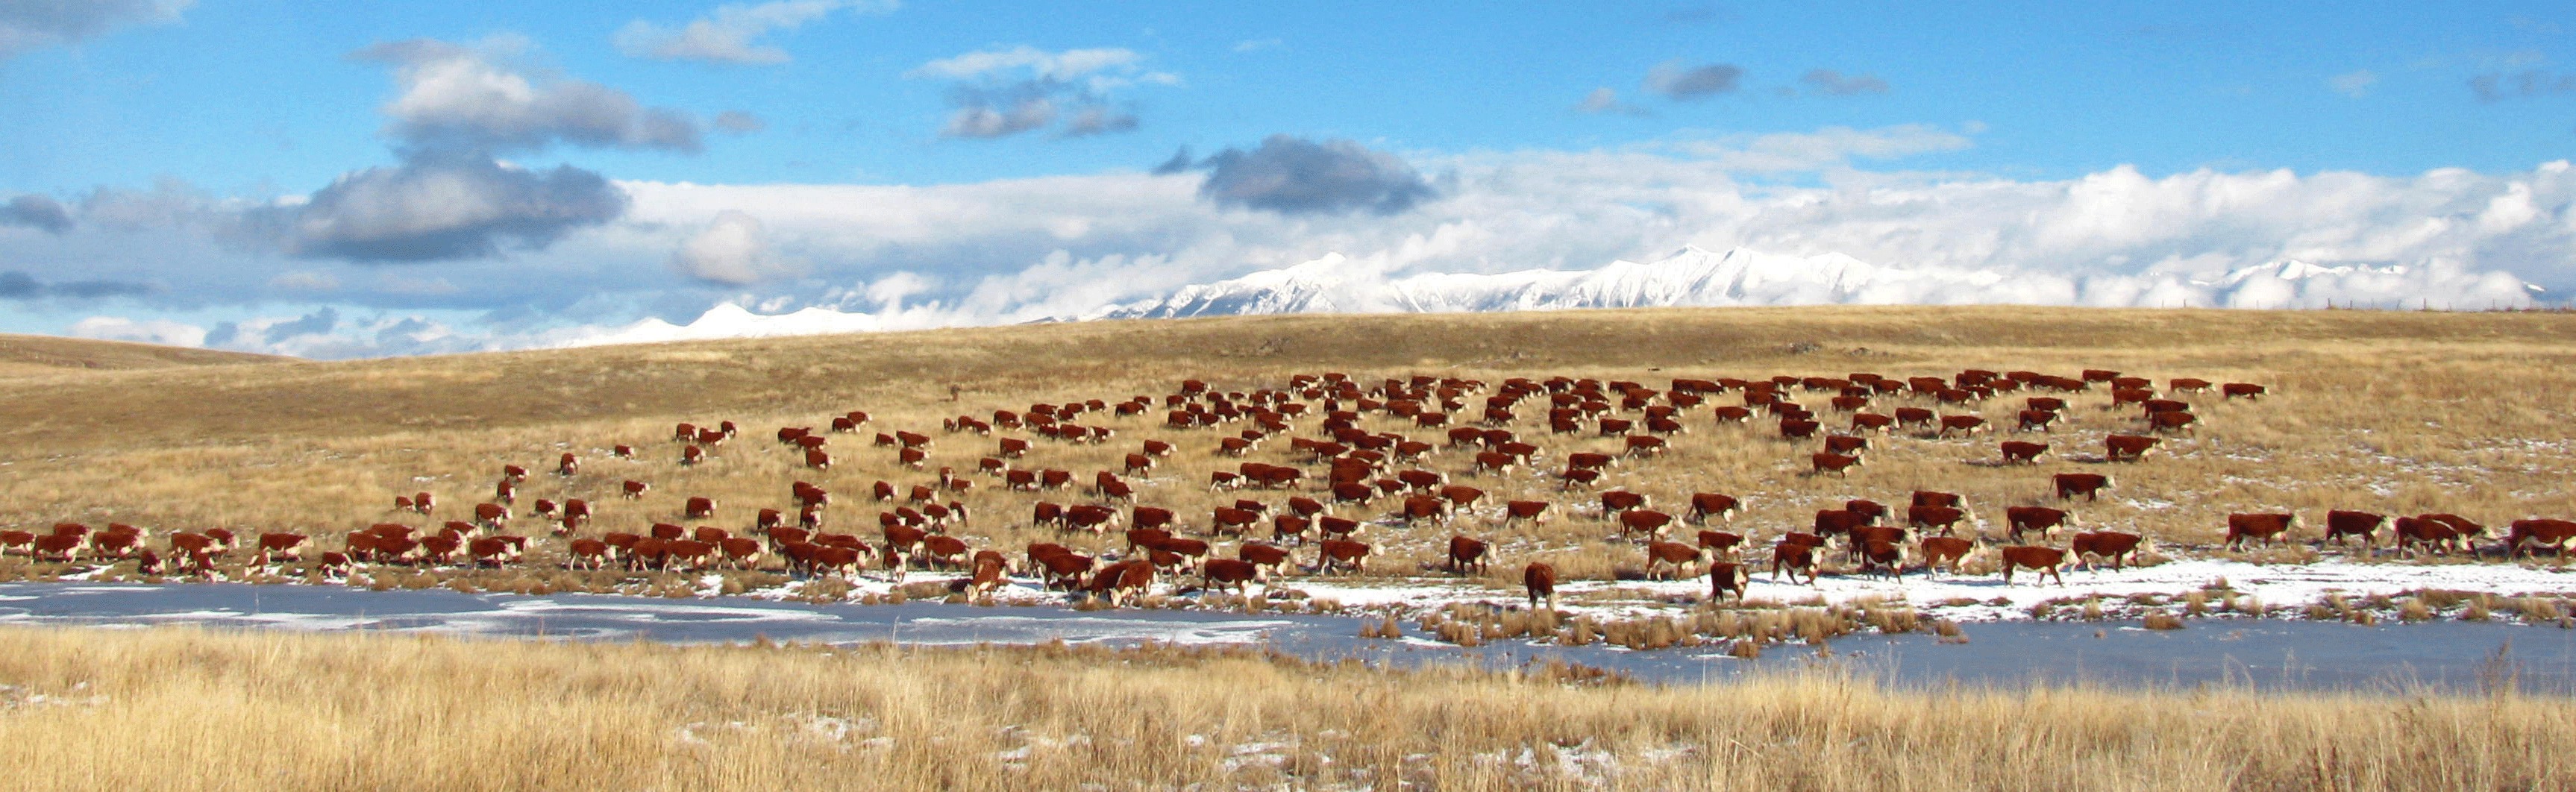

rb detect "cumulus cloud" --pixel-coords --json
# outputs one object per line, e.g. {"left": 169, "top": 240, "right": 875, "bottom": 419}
{"left": 2471, "top": 69, "right": 2576, "bottom": 101}
{"left": 1800, "top": 69, "right": 1889, "bottom": 96}
{"left": 3, "top": 195, "right": 75, "bottom": 233}
{"left": 613, "top": 0, "right": 890, "bottom": 65}
{"left": 910, "top": 45, "right": 1176, "bottom": 139}
{"left": 712, "top": 110, "right": 766, "bottom": 133}
{"left": 251, "top": 154, "right": 630, "bottom": 262}
{"left": 1189, "top": 135, "right": 1438, "bottom": 216}
{"left": 0, "top": 0, "right": 190, "bottom": 59}
{"left": 672, "top": 210, "right": 792, "bottom": 283}
{"left": 1575, "top": 87, "right": 1649, "bottom": 116}
{"left": 1645, "top": 60, "right": 1742, "bottom": 100}
{"left": 2329, "top": 69, "right": 2378, "bottom": 98}
{"left": 354, "top": 37, "right": 703, "bottom": 156}
{"left": 67, "top": 315, "right": 205, "bottom": 348}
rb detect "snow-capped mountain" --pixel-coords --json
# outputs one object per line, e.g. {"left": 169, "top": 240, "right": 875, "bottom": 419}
{"left": 1084, "top": 246, "right": 2546, "bottom": 321}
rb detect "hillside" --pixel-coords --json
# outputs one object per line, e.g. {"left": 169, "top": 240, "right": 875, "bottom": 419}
{"left": 0, "top": 333, "right": 286, "bottom": 377}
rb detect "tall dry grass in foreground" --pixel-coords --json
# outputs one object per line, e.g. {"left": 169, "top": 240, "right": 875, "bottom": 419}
{"left": 0, "top": 625, "right": 2566, "bottom": 792}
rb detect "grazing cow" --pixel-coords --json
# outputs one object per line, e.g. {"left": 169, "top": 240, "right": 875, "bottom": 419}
{"left": 1811, "top": 452, "right": 1864, "bottom": 477}
{"left": 493, "top": 480, "right": 516, "bottom": 504}
{"left": 254, "top": 532, "right": 308, "bottom": 565}
{"left": 1617, "top": 509, "right": 1676, "bottom": 541}
{"left": 1708, "top": 562, "right": 1749, "bottom": 602}
{"left": 1087, "top": 561, "right": 1156, "bottom": 607}
{"left": 1446, "top": 535, "right": 1490, "bottom": 574}
{"left": 1998, "top": 546, "right": 2066, "bottom": 585}
{"left": 1779, "top": 419, "right": 1820, "bottom": 440}
{"left": 501, "top": 465, "right": 528, "bottom": 483}
{"left": 557, "top": 453, "right": 579, "bottom": 477}
{"left": 1770, "top": 542, "right": 1817, "bottom": 585}
{"left": 2508, "top": 518, "right": 2576, "bottom": 559}
{"left": 803, "top": 449, "right": 832, "bottom": 470}
{"left": 1523, "top": 563, "right": 1558, "bottom": 610}
{"left": 1599, "top": 490, "right": 1649, "bottom": 515}
{"left": 1696, "top": 529, "right": 1744, "bottom": 558}
{"left": 2104, "top": 435, "right": 2160, "bottom": 462}
{"left": 1317, "top": 540, "right": 1371, "bottom": 574}
{"left": 1912, "top": 491, "right": 1964, "bottom": 509}
{"left": 1210, "top": 507, "right": 1261, "bottom": 536}
{"left": 413, "top": 492, "right": 435, "bottom": 514}
{"left": 1687, "top": 493, "right": 1741, "bottom": 524}
{"left": 2325, "top": 511, "right": 2387, "bottom": 546}
{"left": 618, "top": 480, "right": 650, "bottom": 500}
{"left": 1812, "top": 509, "right": 1871, "bottom": 539}
{"left": 2225, "top": 513, "right": 2297, "bottom": 550}
{"left": 680, "top": 445, "right": 705, "bottom": 466}
{"left": 1399, "top": 495, "right": 1448, "bottom": 525}
{"left": 2222, "top": 383, "right": 2267, "bottom": 400}
{"left": 1919, "top": 536, "right": 1975, "bottom": 576}
{"left": 2069, "top": 531, "right": 2143, "bottom": 571}
{"left": 2005, "top": 506, "right": 2073, "bottom": 541}
{"left": 1998, "top": 441, "right": 2049, "bottom": 465}
{"left": 919, "top": 535, "right": 971, "bottom": 571}
{"left": 1937, "top": 415, "right": 1988, "bottom": 438}
{"left": 1906, "top": 506, "right": 1969, "bottom": 536}
{"left": 2016, "top": 409, "right": 2060, "bottom": 433}
{"left": 2055, "top": 472, "right": 2113, "bottom": 500}
{"left": 1438, "top": 485, "right": 1485, "bottom": 510}
{"left": 473, "top": 502, "right": 510, "bottom": 527}
{"left": 1502, "top": 500, "right": 1550, "bottom": 526}
{"left": 1643, "top": 541, "right": 1702, "bottom": 581}
{"left": 1238, "top": 543, "right": 1291, "bottom": 579}
{"left": 1199, "top": 559, "right": 1259, "bottom": 596}
{"left": 684, "top": 497, "right": 717, "bottom": 520}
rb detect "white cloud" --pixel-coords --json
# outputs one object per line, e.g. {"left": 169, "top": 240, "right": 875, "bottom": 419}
{"left": 671, "top": 210, "right": 795, "bottom": 283}
{"left": 2329, "top": 69, "right": 2378, "bottom": 98}
{"left": 1575, "top": 87, "right": 1649, "bottom": 116}
{"left": 1232, "top": 38, "right": 1283, "bottom": 54}
{"left": 355, "top": 37, "right": 701, "bottom": 154}
{"left": 909, "top": 45, "right": 1176, "bottom": 139}
{"left": 613, "top": 0, "right": 892, "bottom": 66}
{"left": 0, "top": 0, "right": 191, "bottom": 59}
{"left": 67, "top": 315, "right": 206, "bottom": 348}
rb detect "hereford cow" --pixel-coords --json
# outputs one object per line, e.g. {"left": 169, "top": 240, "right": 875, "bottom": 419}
{"left": 1617, "top": 509, "right": 1675, "bottom": 541}
{"left": 1937, "top": 415, "right": 1988, "bottom": 438}
{"left": 2069, "top": 531, "right": 2143, "bottom": 571}
{"left": 2225, "top": 513, "right": 2297, "bottom": 550}
{"left": 1920, "top": 536, "right": 1975, "bottom": 576}
{"left": 1502, "top": 500, "right": 1550, "bottom": 525}
{"left": 2222, "top": 383, "right": 2267, "bottom": 400}
{"left": 1446, "top": 535, "right": 1490, "bottom": 574}
{"left": 2055, "top": 472, "right": 2113, "bottom": 500}
{"left": 1999, "top": 441, "right": 2049, "bottom": 465}
{"left": 1770, "top": 542, "right": 1817, "bottom": 585}
{"left": 1643, "top": 541, "right": 1702, "bottom": 581}
{"left": 1687, "top": 493, "right": 1741, "bottom": 524}
{"left": 2508, "top": 518, "right": 2576, "bottom": 559}
{"left": 1998, "top": 546, "right": 2066, "bottom": 585}
{"left": 1521, "top": 562, "right": 1558, "bottom": 610}
{"left": 2015, "top": 409, "right": 2060, "bottom": 433}
{"left": 1905, "top": 506, "right": 1969, "bottom": 536}
{"left": 1318, "top": 540, "right": 1372, "bottom": 574}
{"left": 1811, "top": 452, "right": 1864, "bottom": 477}
{"left": 1708, "top": 562, "right": 1749, "bottom": 602}
{"left": 2146, "top": 410, "right": 2198, "bottom": 434}
{"left": 2005, "top": 506, "right": 2072, "bottom": 541}
{"left": 2104, "top": 435, "right": 2160, "bottom": 462}
{"left": 2325, "top": 510, "right": 2387, "bottom": 546}
{"left": 1849, "top": 413, "right": 1894, "bottom": 433}
{"left": 1822, "top": 435, "right": 1870, "bottom": 456}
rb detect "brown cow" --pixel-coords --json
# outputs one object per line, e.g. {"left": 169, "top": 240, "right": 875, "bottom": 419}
{"left": 1812, "top": 509, "right": 1870, "bottom": 540}
{"left": 1849, "top": 412, "right": 1895, "bottom": 433}
{"left": 1399, "top": 494, "right": 1448, "bottom": 525}
{"left": 1919, "top": 536, "right": 1975, "bottom": 576}
{"left": 1999, "top": 440, "right": 2049, "bottom": 465}
{"left": 2225, "top": 513, "right": 2297, "bottom": 550}
{"left": 621, "top": 480, "right": 650, "bottom": 499}
{"left": 2508, "top": 518, "right": 2576, "bottom": 559}
{"left": 1317, "top": 539, "right": 1371, "bottom": 574}
{"left": 1770, "top": 542, "right": 1817, "bottom": 585}
{"left": 2146, "top": 410, "right": 2198, "bottom": 434}
{"left": 1911, "top": 490, "right": 1964, "bottom": 509}
{"left": 1502, "top": 500, "right": 1549, "bottom": 525}
{"left": 1618, "top": 509, "right": 1675, "bottom": 540}
{"left": 2015, "top": 409, "right": 2059, "bottom": 433}
{"left": 2222, "top": 383, "right": 2267, "bottom": 400}
{"left": 1523, "top": 562, "right": 1558, "bottom": 610}
{"left": 1210, "top": 506, "right": 1261, "bottom": 536}
{"left": 1906, "top": 506, "right": 1969, "bottom": 536}
{"left": 2325, "top": 510, "right": 2386, "bottom": 546}
{"left": 1446, "top": 535, "right": 1490, "bottom": 574}
{"left": 1855, "top": 541, "right": 1906, "bottom": 580}
{"left": 1643, "top": 541, "right": 1702, "bottom": 580}
{"left": 1937, "top": 415, "right": 1988, "bottom": 437}
{"left": 2069, "top": 531, "right": 2143, "bottom": 571}
{"left": 2055, "top": 472, "right": 2113, "bottom": 500}
{"left": 1811, "top": 452, "right": 1864, "bottom": 477}
{"left": 684, "top": 497, "right": 717, "bottom": 520}
{"left": 1704, "top": 562, "right": 1749, "bottom": 602}
{"left": 2104, "top": 434, "right": 2160, "bottom": 462}
{"left": 2005, "top": 506, "right": 2072, "bottom": 541}
{"left": 1687, "top": 493, "right": 1741, "bottom": 524}
{"left": 1998, "top": 546, "right": 2066, "bottom": 585}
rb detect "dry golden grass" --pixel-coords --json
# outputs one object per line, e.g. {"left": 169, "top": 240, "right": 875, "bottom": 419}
{"left": 1, "top": 306, "right": 2573, "bottom": 591}
{"left": 0, "top": 624, "right": 2569, "bottom": 792}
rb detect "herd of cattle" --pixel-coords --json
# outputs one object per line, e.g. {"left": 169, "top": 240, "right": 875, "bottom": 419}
{"left": 10, "top": 367, "right": 2575, "bottom": 610}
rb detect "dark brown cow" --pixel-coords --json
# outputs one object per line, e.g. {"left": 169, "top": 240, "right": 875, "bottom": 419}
{"left": 1623, "top": 435, "right": 1668, "bottom": 456}
{"left": 1643, "top": 541, "right": 1702, "bottom": 580}
{"left": 2222, "top": 383, "right": 2267, "bottom": 400}
{"left": 2508, "top": 518, "right": 2576, "bottom": 559}
{"left": 1696, "top": 530, "right": 1744, "bottom": 558}
{"left": 803, "top": 448, "right": 833, "bottom": 469}
{"left": 1844, "top": 499, "right": 1890, "bottom": 524}
{"left": 2005, "top": 506, "right": 2072, "bottom": 541}
{"left": 2225, "top": 513, "right": 2297, "bottom": 550}
{"left": 2015, "top": 409, "right": 2060, "bottom": 433}
{"left": 2054, "top": 472, "right": 2113, "bottom": 500}
{"left": 2325, "top": 510, "right": 2387, "bottom": 546}
{"left": 1919, "top": 536, "right": 1975, "bottom": 576}
{"left": 1812, "top": 509, "right": 1870, "bottom": 539}
{"left": 1822, "top": 435, "right": 1870, "bottom": 456}
{"left": 413, "top": 492, "right": 434, "bottom": 514}
{"left": 1400, "top": 494, "right": 1449, "bottom": 524}
{"left": 680, "top": 444, "right": 705, "bottom": 465}
{"left": 2392, "top": 516, "right": 2460, "bottom": 557}
{"left": 2169, "top": 377, "right": 2213, "bottom": 393}
{"left": 1086, "top": 560, "right": 1155, "bottom": 606}
{"left": 684, "top": 497, "right": 716, "bottom": 520}
{"left": 1567, "top": 452, "right": 1614, "bottom": 471}
{"left": 1911, "top": 490, "right": 1964, "bottom": 509}
{"left": 1707, "top": 562, "right": 1749, "bottom": 602}
{"left": 1998, "top": 546, "right": 2066, "bottom": 585}
{"left": 1502, "top": 500, "right": 1550, "bottom": 525}
{"left": 1687, "top": 493, "right": 1741, "bottom": 524}
{"left": 1770, "top": 542, "right": 1817, "bottom": 585}
{"left": 1599, "top": 490, "right": 1649, "bottom": 515}
{"left": 1855, "top": 541, "right": 1906, "bottom": 580}
{"left": 1893, "top": 407, "right": 1936, "bottom": 428}
{"left": 2104, "top": 434, "right": 2159, "bottom": 462}
{"left": 1779, "top": 419, "right": 1820, "bottom": 439}
{"left": 1849, "top": 412, "right": 1895, "bottom": 433}
{"left": 1905, "top": 506, "right": 1969, "bottom": 535}
{"left": 1317, "top": 540, "right": 1371, "bottom": 574}
{"left": 2069, "top": 531, "right": 2143, "bottom": 571}
{"left": 1318, "top": 516, "right": 1362, "bottom": 539}
{"left": 1446, "top": 535, "right": 1489, "bottom": 574}
{"left": 1524, "top": 562, "right": 1558, "bottom": 609}
{"left": 1811, "top": 452, "right": 1864, "bottom": 477}
{"left": 2146, "top": 410, "right": 2198, "bottom": 434}
{"left": 1210, "top": 506, "right": 1261, "bottom": 535}
{"left": 473, "top": 502, "right": 510, "bottom": 527}
{"left": 1438, "top": 485, "right": 1485, "bottom": 510}
{"left": 1999, "top": 440, "right": 2049, "bottom": 464}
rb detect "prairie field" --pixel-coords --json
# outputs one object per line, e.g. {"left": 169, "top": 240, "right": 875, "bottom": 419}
{"left": 0, "top": 625, "right": 2570, "bottom": 792}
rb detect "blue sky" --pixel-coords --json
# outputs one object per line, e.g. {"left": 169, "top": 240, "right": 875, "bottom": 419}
{"left": 1, "top": 1, "right": 2572, "bottom": 356}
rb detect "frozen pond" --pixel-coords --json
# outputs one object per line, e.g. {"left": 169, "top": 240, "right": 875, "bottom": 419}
{"left": 3, "top": 582, "right": 2571, "bottom": 694}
